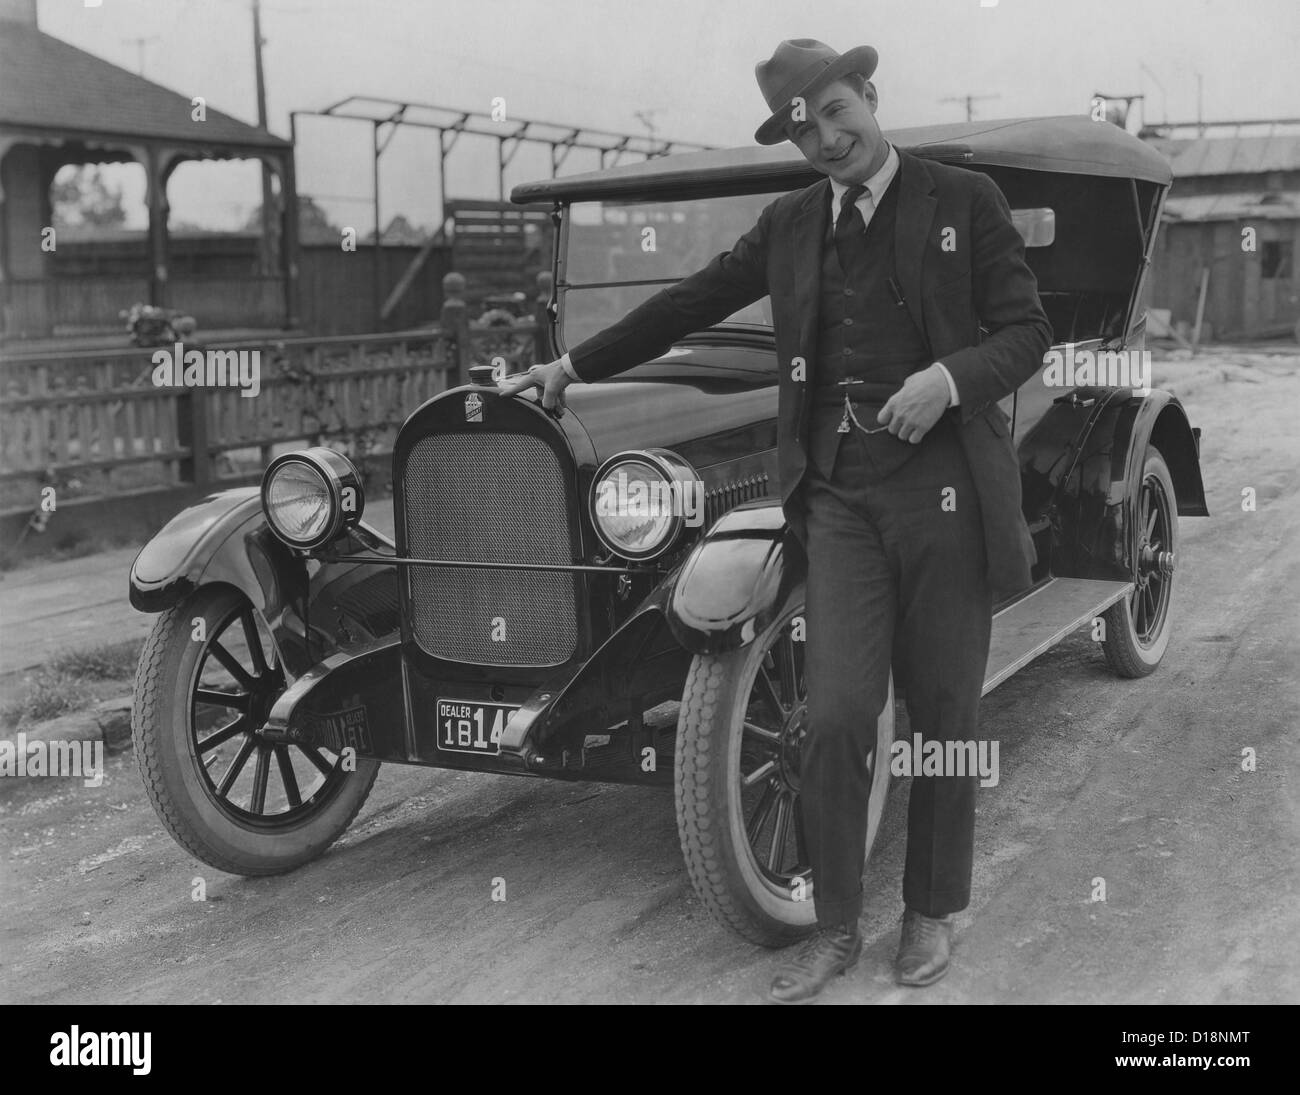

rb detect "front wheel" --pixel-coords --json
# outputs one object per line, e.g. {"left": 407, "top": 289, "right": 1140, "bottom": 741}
{"left": 1101, "top": 448, "right": 1178, "bottom": 677}
{"left": 132, "top": 585, "right": 379, "bottom": 875}
{"left": 674, "top": 593, "right": 895, "bottom": 947}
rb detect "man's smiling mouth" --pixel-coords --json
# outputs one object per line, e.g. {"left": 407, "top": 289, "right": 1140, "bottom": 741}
{"left": 826, "top": 141, "right": 855, "bottom": 163}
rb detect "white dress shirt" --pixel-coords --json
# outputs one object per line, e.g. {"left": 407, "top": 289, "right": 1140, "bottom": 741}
{"left": 560, "top": 140, "right": 959, "bottom": 405}
{"left": 828, "top": 139, "right": 899, "bottom": 233}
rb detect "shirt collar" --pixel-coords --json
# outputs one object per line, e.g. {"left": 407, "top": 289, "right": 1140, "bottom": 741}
{"left": 829, "top": 142, "right": 899, "bottom": 211}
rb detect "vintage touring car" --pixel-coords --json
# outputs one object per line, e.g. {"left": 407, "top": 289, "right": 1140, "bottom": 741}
{"left": 129, "top": 116, "right": 1205, "bottom": 946}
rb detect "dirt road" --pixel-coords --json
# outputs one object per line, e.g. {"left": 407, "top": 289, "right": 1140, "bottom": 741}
{"left": 2, "top": 348, "right": 1297, "bottom": 1004}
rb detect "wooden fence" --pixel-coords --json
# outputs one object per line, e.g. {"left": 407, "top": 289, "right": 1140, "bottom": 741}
{"left": 0, "top": 303, "right": 545, "bottom": 511}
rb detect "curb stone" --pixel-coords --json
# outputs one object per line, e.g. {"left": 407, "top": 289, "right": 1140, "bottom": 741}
{"left": 95, "top": 695, "right": 135, "bottom": 754}
{"left": 1, "top": 694, "right": 134, "bottom": 755}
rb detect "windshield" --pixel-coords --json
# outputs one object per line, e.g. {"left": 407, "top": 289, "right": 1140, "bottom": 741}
{"left": 561, "top": 192, "right": 778, "bottom": 350}
{"left": 559, "top": 189, "right": 1059, "bottom": 350}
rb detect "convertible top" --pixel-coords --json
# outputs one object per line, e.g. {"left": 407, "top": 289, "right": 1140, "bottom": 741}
{"left": 512, "top": 115, "right": 1173, "bottom": 204}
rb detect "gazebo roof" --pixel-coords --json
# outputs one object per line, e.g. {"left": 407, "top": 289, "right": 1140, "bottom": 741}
{"left": 0, "top": 19, "right": 289, "bottom": 150}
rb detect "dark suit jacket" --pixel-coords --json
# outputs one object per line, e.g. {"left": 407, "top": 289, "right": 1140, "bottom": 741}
{"left": 569, "top": 147, "right": 1054, "bottom": 596}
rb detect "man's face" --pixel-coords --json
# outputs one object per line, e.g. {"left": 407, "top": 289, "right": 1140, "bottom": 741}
{"left": 787, "top": 78, "right": 886, "bottom": 185}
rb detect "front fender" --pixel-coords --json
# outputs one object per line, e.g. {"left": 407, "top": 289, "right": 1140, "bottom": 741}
{"left": 498, "top": 568, "right": 692, "bottom": 760}
{"left": 262, "top": 633, "right": 405, "bottom": 760}
{"left": 129, "top": 487, "right": 399, "bottom": 677}
{"left": 666, "top": 499, "right": 805, "bottom": 655}
{"left": 498, "top": 500, "right": 805, "bottom": 761}
{"left": 129, "top": 488, "right": 296, "bottom": 614}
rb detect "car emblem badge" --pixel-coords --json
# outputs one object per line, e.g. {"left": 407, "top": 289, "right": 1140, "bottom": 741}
{"left": 464, "top": 393, "right": 483, "bottom": 422}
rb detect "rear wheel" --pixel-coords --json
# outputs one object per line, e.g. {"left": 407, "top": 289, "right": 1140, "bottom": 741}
{"left": 674, "top": 593, "right": 895, "bottom": 947}
{"left": 1101, "top": 448, "right": 1178, "bottom": 677}
{"left": 132, "top": 585, "right": 379, "bottom": 875}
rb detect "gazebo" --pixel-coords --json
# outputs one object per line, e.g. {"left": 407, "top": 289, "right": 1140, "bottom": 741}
{"left": 0, "top": 0, "right": 298, "bottom": 341}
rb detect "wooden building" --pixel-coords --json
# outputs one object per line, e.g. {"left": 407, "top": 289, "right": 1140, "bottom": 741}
{"left": 0, "top": 0, "right": 298, "bottom": 341}
{"left": 1145, "top": 127, "right": 1300, "bottom": 341}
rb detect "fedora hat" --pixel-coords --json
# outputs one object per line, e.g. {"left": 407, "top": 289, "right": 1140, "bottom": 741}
{"left": 753, "top": 39, "right": 879, "bottom": 145}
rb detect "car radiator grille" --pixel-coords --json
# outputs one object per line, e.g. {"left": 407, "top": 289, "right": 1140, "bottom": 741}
{"left": 402, "top": 433, "right": 578, "bottom": 666}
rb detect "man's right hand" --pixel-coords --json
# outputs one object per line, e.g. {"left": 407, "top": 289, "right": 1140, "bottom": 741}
{"left": 496, "top": 359, "right": 572, "bottom": 412}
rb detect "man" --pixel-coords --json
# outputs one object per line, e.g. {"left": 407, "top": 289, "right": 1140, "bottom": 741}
{"left": 499, "top": 39, "right": 1052, "bottom": 1002}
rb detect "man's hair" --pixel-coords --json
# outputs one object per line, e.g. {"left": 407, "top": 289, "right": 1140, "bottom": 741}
{"left": 836, "top": 71, "right": 869, "bottom": 97}
{"left": 784, "top": 71, "right": 872, "bottom": 140}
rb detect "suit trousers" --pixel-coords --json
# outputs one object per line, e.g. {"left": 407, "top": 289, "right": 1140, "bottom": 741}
{"left": 797, "top": 401, "right": 994, "bottom": 928}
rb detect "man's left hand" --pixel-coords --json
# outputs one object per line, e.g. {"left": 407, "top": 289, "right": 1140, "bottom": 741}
{"left": 876, "top": 365, "right": 951, "bottom": 444}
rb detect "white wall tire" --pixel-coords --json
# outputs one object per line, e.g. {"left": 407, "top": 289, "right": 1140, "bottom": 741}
{"left": 1101, "top": 449, "right": 1178, "bottom": 678}
{"left": 132, "top": 585, "right": 379, "bottom": 875}
{"left": 674, "top": 592, "right": 894, "bottom": 947}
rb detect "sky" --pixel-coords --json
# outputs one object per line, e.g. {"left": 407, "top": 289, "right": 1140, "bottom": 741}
{"left": 31, "top": 0, "right": 1300, "bottom": 233}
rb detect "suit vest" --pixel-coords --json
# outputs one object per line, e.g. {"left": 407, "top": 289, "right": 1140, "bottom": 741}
{"left": 807, "top": 174, "right": 940, "bottom": 480}
{"left": 814, "top": 172, "right": 931, "bottom": 389}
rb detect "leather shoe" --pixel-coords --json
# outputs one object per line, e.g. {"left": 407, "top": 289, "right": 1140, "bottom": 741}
{"left": 768, "top": 924, "right": 862, "bottom": 1004}
{"left": 894, "top": 908, "right": 954, "bottom": 986}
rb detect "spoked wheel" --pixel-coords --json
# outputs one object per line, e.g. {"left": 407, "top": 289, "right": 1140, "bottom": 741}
{"left": 1101, "top": 448, "right": 1178, "bottom": 677}
{"left": 132, "top": 585, "right": 379, "bottom": 875}
{"left": 675, "top": 592, "right": 895, "bottom": 947}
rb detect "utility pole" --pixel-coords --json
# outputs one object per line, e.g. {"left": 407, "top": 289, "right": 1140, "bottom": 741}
{"left": 252, "top": 0, "right": 277, "bottom": 279}
{"left": 122, "top": 35, "right": 158, "bottom": 76}
{"left": 940, "top": 93, "right": 1000, "bottom": 122}
{"left": 1138, "top": 61, "right": 1167, "bottom": 125}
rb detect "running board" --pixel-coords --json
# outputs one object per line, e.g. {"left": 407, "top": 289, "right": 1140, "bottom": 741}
{"left": 984, "top": 578, "right": 1133, "bottom": 695}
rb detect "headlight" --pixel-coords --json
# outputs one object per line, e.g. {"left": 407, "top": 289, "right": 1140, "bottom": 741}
{"left": 261, "top": 448, "right": 365, "bottom": 549}
{"left": 589, "top": 448, "right": 703, "bottom": 561}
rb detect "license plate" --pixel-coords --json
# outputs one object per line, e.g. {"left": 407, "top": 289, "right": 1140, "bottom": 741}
{"left": 435, "top": 699, "right": 520, "bottom": 756}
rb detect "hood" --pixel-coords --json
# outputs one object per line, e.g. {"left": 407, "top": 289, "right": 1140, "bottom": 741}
{"left": 556, "top": 342, "right": 777, "bottom": 464}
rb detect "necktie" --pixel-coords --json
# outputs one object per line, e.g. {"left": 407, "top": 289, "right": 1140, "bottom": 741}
{"left": 833, "top": 183, "right": 870, "bottom": 435}
{"left": 833, "top": 183, "right": 870, "bottom": 270}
